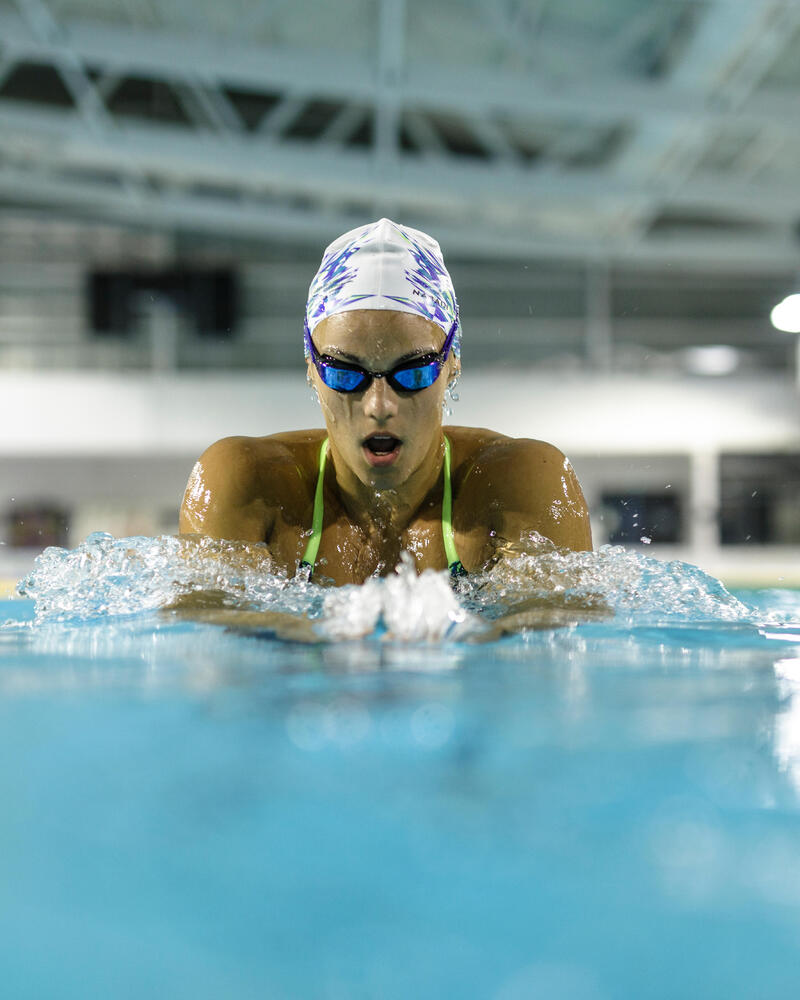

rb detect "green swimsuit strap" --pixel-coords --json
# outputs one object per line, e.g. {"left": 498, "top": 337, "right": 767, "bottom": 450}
{"left": 299, "top": 437, "right": 329, "bottom": 573}
{"left": 299, "top": 435, "right": 465, "bottom": 579}
{"left": 442, "top": 435, "right": 467, "bottom": 579}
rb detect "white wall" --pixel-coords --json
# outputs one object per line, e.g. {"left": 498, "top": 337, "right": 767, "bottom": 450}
{"left": 2, "top": 369, "right": 799, "bottom": 456}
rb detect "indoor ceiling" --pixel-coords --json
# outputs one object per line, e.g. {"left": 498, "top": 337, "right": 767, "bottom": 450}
{"left": 1, "top": 0, "right": 800, "bottom": 272}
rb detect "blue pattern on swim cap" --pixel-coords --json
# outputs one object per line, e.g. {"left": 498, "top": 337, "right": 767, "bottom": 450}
{"left": 384, "top": 227, "right": 459, "bottom": 336}
{"left": 306, "top": 232, "right": 366, "bottom": 327}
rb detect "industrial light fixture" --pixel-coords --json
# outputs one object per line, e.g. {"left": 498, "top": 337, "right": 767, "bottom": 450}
{"left": 770, "top": 293, "right": 800, "bottom": 334}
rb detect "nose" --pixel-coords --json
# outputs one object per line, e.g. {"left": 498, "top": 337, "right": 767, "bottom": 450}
{"left": 363, "top": 374, "right": 398, "bottom": 423}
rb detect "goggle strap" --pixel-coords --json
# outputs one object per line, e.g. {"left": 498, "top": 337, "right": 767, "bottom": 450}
{"left": 441, "top": 313, "right": 459, "bottom": 360}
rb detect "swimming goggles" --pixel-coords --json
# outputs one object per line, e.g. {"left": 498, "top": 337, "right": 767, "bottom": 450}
{"left": 304, "top": 317, "right": 459, "bottom": 394}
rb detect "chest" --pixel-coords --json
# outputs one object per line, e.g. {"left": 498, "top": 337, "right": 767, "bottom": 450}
{"left": 270, "top": 505, "right": 486, "bottom": 586}
{"left": 313, "top": 513, "right": 448, "bottom": 586}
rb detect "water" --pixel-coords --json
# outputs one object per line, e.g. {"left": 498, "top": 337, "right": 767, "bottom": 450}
{"left": 2, "top": 537, "right": 800, "bottom": 998}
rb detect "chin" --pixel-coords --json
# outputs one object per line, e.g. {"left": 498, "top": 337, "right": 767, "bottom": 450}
{"left": 363, "top": 453, "right": 408, "bottom": 486}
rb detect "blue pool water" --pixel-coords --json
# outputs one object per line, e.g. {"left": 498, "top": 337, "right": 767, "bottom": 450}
{"left": 2, "top": 541, "right": 800, "bottom": 998}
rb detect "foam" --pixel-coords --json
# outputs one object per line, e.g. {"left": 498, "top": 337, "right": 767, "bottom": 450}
{"left": 13, "top": 530, "right": 764, "bottom": 639}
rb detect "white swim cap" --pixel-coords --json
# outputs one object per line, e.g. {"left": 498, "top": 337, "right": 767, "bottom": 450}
{"left": 305, "top": 218, "right": 460, "bottom": 355}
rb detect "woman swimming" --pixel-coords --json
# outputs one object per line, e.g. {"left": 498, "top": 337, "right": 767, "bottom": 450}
{"left": 179, "top": 218, "right": 592, "bottom": 587}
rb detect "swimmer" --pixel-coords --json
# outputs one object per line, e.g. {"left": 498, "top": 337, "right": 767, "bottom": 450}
{"left": 179, "top": 218, "right": 591, "bottom": 587}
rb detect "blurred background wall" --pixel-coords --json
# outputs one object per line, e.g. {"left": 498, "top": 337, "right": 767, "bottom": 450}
{"left": 1, "top": 0, "right": 800, "bottom": 589}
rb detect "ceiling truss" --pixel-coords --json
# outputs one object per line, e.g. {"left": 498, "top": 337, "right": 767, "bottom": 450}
{"left": 0, "top": 0, "right": 799, "bottom": 266}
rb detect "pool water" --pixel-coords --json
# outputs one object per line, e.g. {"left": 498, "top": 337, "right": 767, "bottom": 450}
{"left": 2, "top": 541, "right": 800, "bottom": 999}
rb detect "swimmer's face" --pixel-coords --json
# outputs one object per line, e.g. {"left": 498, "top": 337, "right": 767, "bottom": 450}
{"left": 308, "top": 309, "right": 460, "bottom": 490}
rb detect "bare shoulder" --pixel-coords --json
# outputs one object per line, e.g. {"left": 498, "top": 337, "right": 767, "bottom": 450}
{"left": 196, "top": 431, "right": 322, "bottom": 494}
{"left": 446, "top": 426, "right": 566, "bottom": 482}
{"left": 179, "top": 429, "right": 326, "bottom": 540}
{"left": 446, "top": 426, "right": 592, "bottom": 552}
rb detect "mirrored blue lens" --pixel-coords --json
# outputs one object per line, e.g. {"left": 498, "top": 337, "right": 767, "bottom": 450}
{"left": 320, "top": 365, "right": 367, "bottom": 392}
{"left": 391, "top": 361, "right": 440, "bottom": 391}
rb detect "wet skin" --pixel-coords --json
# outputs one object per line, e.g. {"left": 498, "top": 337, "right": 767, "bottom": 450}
{"left": 179, "top": 309, "right": 592, "bottom": 587}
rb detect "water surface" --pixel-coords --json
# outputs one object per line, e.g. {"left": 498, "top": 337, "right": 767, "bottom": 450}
{"left": 2, "top": 538, "right": 800, "bottom": 999}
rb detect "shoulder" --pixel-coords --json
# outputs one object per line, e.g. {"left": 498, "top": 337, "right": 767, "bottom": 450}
{"left": 446, "top": 426, "right": 566, "bottom": 482}
{"left": 482, "top": 437, "right": 573, "bottom": 480}
{"left": 180, "top": 430, "right": 326, "bottom": 539}
{"left": 196, "top": 430, "right": 325, "bottom": 498}
{"left": 446, "top": 426, "right": 591, "bottom": 551}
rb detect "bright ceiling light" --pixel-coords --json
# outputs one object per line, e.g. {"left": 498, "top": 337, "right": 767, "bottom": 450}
{"left": 683, "top": 345, "right": 740, "bottom": 376}
{"left": 770, "top": 293, "right": 800, "bottom": 333}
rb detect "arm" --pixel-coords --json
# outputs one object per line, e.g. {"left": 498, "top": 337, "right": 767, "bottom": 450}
{"left": 179, "top": 436, "right": 275, "bottom": 542}
{"left": 469, "top": 438, "right": 592, "bottom": 552}
{"left": 502, "top": 439, "right": 592, "bottom": 551}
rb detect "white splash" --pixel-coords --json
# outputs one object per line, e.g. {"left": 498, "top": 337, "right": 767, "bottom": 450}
{"left": 14, "top": 529, "right": 761, "bottom": 639}
{"left": 321, "top": 553, "right": 479, "bottom": 641}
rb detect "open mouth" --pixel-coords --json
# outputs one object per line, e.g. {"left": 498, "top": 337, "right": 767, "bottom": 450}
{"left": 362, "top": 434, "right": 402, "bottom": 466}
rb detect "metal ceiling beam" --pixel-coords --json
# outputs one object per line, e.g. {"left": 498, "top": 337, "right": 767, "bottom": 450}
{"left": 613, "top": 0, "right": 780, "bottom": 178}
{"left": 1, "top": 102, "right": 797, "bottom": 225}
{"left": 611, "top": 0, "right": 800, "bottom": 234}
{"left": 256, "top": 96, "right": 305, "bottom": 138}
{"left": 0, "top": 7, "right": 799, "bottom": 135}
{"left": 401, "top": 111, "right": 447, "bottom": 156}
{"left": 188, "top": 81, "right": 245, "bottom": 134}
{"left": 0, "top": 2, "right": 798, "bottom": 270}
{"left": 669, "top": 0, "right": 782, "bottom": 91}
{"left": 1, "top": 160, "right": 797, "bottom": 271}
{"left": 319, "top": 104, "right": 368, "bottom": 146}
{"left": 11, "top": 0, "right": 113, "bottom": 133}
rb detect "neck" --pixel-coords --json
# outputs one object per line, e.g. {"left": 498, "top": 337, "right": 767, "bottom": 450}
{"left": 329, "top": 433, "right": 446, "bottom": 535}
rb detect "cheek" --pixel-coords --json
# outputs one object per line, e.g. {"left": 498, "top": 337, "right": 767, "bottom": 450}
{"left": 408, "top": 388, "right": 445, "bottom": 428}
{"left": 318, "top": 388, "right": 358, "bottom": 429}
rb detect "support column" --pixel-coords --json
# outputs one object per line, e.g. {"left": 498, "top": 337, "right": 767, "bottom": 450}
{"left": 795, "top": 334, "right": 800, "bottom": 392}
{"left": 585, "top": 262, "right": 613, "bottom": 372}
{"left": 690, "top": 450, "right": 720, "bottom": 553}
{"left": 375, "top": 0, "right": 406, "bottom": 169}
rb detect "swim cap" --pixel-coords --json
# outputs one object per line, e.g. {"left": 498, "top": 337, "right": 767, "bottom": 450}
{"left": 305, "top": 218, "right": 460, "bottom": 356}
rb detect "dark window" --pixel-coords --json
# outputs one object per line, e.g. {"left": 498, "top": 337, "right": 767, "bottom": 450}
{"left": 88, "top": 268, "right": 238, "bottom": 338}
{"left": 720, "top": 453, "right": 800, "bottom": 545}
{"left": 6, "top": 504, "right": 69, "bottom": 548}
{"left": 601, "top": 492, "right": 683, "bottom": 544}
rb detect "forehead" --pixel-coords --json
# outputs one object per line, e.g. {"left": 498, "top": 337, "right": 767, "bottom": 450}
{"left": 313, "top": 309, "right": 442, "bottom": 359}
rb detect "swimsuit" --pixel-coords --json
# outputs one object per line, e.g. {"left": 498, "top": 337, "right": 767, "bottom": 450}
{"left": 299, "top": 435, "right": 466, "bottom": 579}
